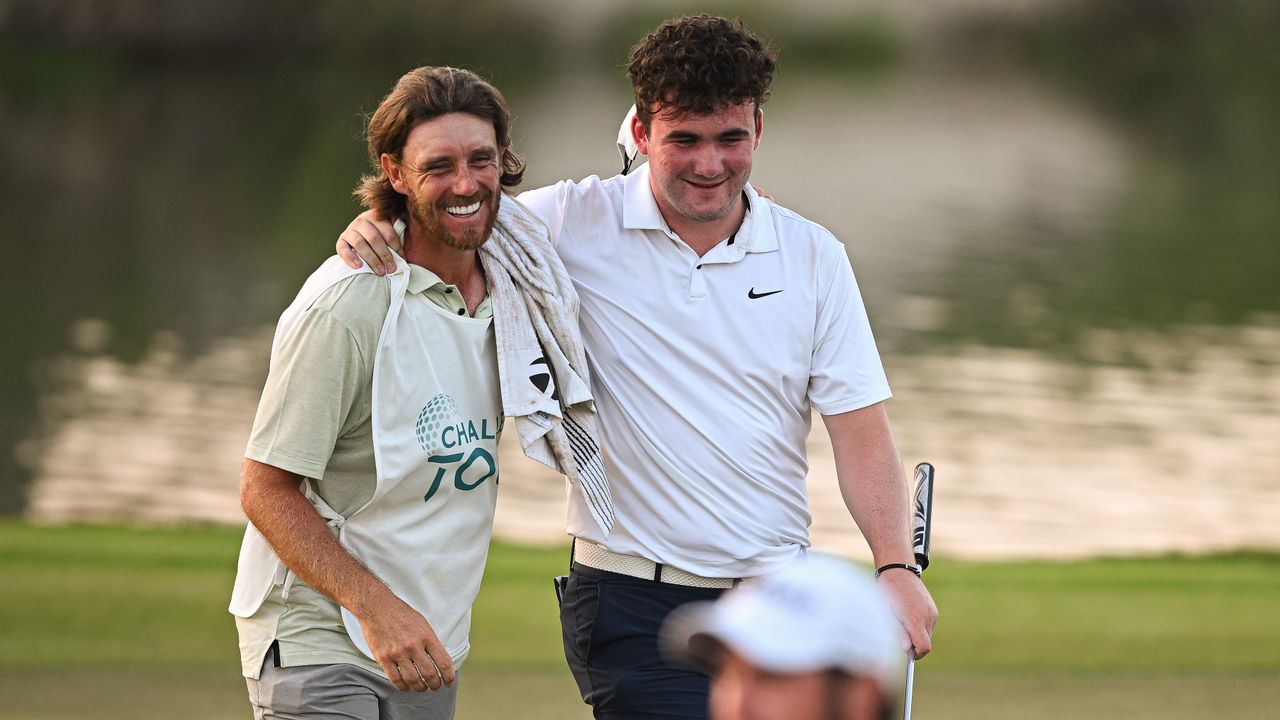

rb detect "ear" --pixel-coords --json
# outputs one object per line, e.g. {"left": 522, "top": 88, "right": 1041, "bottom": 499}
{"left": 753, "top": 107, "right": 764, "bottom": 150}
{"left": 631, "top": 114, "right": 651, "bottom": 156}
{"left": 380, "top": 154, "right": 407, "bottom": 194}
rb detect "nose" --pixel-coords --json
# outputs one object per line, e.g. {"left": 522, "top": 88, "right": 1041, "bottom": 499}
{"left": 691, "top": 145, "right": 725, "bottom": 179}
{"left": 450, "top": 166, "right": 481, "bottom": 197}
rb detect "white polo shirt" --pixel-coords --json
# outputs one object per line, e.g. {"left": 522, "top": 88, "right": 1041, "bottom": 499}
{"left": 518, "top": 163, "right": 890, "bottom": 578}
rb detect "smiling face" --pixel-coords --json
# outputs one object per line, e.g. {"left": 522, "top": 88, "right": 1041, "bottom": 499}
{"left": 633, "top": 101, "right": 762, "bottom": 234}
{"left": 382, "top": 112, "right": 502, "bottom": 254}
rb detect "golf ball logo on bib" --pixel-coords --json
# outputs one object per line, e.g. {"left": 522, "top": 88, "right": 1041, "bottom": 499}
{"left": 416, "top": 394, "right": 462, "bottom": 453}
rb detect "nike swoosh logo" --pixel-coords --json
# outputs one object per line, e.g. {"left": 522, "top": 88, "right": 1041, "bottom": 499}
{"left": 748, "top": 288, "right": 783, "bottom": 299}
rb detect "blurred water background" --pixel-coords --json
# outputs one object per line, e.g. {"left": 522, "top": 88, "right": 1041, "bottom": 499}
{"left": 2, "top": 0, "right": 1278, "bottom": 560}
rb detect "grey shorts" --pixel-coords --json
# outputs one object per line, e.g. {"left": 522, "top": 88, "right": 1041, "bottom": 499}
{"left": 246, "top": 645, "right": 458, "bottom": 720}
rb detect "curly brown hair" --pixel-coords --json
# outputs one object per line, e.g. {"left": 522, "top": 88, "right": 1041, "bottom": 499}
{"left": 626, "top": 15, "right": 777, "bottom": 126}
{"left": 354, "top": 66, "right": 525, "bottom": 221}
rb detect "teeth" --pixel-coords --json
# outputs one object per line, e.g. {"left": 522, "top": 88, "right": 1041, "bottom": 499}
{"left": 446, "top": 202, "right": 481, "bottom": 216}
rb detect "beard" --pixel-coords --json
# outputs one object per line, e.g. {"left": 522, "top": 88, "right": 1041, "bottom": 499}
{"left": 407, "top": 188, "right": 501, "bottom": 252}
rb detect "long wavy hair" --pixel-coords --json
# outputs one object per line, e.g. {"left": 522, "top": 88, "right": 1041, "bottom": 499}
{"left": 354, "top": 66, "right": 525, "bottom": 220}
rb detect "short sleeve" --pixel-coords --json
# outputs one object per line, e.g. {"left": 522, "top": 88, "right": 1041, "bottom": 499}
{"left": 808, "top": 242, "right": 892, "bottom": 415}
{"left": 517, "top": 182, "right": 574, "bottom": 246}
{"left": 245, "top": 281, "right": 380, "bottom": 479}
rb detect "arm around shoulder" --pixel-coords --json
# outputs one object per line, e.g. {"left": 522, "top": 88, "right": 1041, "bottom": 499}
{"left": 336, "top": 209, "right": 402, "bottom": 276}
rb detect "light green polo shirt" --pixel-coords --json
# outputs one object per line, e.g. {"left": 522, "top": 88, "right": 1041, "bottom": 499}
{"left": 236, "top": 264, "right": 492, "bottom": 679}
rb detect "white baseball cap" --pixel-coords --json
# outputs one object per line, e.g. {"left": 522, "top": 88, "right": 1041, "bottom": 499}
{"left": 660, "top": 554, "right": 903, "bottom": 684}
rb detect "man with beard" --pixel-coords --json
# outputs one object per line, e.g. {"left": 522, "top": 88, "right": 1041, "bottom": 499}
{"left": 229, "top": 66, "right": 554, "bottom": 720}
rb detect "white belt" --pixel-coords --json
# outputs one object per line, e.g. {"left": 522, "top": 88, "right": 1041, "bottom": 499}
{"left": 572, "top": 539, "right": 739, "bottom": 589}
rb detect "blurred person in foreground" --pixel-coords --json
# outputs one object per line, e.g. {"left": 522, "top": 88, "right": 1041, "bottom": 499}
{"left": 336, "top": 15, "right": 937, "bottom": 719}
{"left": 662, "top": 554, "right": 902, "bottom": 720}
{"left": 228, "top": 65, "right": 597, "bottom": 719}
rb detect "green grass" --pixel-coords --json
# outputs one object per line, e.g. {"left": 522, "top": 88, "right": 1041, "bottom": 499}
{"left": 1, "top": 520, "right": 1278, "bottom": 719}
{"left": 923, "top": 552, "right": 1280, "bottom": 671}
{"left": 0, "top": 522, "right": 243, "bottom": 669}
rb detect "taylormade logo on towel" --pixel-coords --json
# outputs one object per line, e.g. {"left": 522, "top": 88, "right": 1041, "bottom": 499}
{"left": 415, "top": 394, "right": 499, "bottom": 502}
{"left": 528, "top": 354, "right": 558, "bottom": 401}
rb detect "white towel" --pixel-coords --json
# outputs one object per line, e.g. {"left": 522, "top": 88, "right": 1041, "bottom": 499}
{"left": 478, "top": 196, "right": 615, "bottom": 536}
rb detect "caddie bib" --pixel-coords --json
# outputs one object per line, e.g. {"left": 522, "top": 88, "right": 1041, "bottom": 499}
{"left": 229, "top": 255, "right": 501, "bottom": 669}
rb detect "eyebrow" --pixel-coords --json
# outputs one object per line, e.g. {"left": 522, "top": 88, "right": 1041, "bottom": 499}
{"left": 419, "top": 144, "right": 498, "bottom": 170}
{"left": 666, "top": 129, "right": 750, "bottom": 142}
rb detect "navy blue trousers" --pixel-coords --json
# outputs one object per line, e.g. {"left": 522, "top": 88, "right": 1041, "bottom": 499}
{"left": 559, "top": 563, "right": 725, "bottom": 720}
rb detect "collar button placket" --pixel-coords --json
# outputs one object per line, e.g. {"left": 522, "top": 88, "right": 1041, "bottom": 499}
{"left": 689, "top": 261, "right": 708, "bottom": 300}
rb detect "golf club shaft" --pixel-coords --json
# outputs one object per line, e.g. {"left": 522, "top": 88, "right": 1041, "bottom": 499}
{"left": 903, "top": 652, "right": 916, "bottom": 720}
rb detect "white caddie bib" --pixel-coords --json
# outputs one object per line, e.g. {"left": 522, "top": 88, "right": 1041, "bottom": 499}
{"left": 229, "top": 255, "right": 501, "bottom": 668}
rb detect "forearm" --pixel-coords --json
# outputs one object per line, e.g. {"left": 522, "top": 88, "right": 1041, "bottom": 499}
{"left": 240, "top": 457, "right": 456, "bottom": 688}
{"left": 823, "top": 404, "right": 913, "bottom": 565}
{"left": 239, "top": 458, "right": 392, "bottom": 615}
{"left": 823, "top": 404, "right": 939, "bottom": 655}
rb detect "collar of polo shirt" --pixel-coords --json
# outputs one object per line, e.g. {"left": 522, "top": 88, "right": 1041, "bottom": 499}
{"left": 406, "top": 264, "right": 451, "bottom": 295}
{"left": 620, "top": 163, "right": 779, "bottom": 256}
{"left": 403, "top": 262, "right": 491, "bottom": 318}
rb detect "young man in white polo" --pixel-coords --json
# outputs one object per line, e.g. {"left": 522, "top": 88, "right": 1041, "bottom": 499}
{"left": 336, "top": 16, "right": 937, "bottom": 720}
